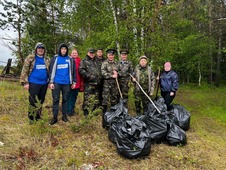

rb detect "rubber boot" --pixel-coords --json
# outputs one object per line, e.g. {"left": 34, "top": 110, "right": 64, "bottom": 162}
{"left": 102, "top": 105, "right": 108, "bottom": 129}
{"left": 84, "top": 109, "right": 89, "bottom": 118}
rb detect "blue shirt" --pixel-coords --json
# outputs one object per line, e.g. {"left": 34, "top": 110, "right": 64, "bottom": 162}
{"left": 28, "top": 55, "right": 48, "bottom": 85}
{"left": 54, "top": 56, "right": 70, "bottom": 84}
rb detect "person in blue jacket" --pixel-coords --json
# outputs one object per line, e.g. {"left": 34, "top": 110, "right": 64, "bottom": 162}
{"left": 160, "top": 62, "right": 179, "bottom": 111}
{"left": 49, "top": 43, "right": 76, "bottom": 125}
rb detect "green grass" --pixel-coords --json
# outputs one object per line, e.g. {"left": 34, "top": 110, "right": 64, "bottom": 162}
{"left": 1, "top": 82, "right": 226, "bottom": 169}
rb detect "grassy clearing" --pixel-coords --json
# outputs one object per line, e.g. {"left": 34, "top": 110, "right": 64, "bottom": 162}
{"left": 0, "top": 81, "right": 226, "bottom": 169}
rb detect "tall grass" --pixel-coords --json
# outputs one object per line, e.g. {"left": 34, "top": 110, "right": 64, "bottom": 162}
{"left": 1, "top": 81, "right": 226, "bottom": 169}
{"left": 177, "top": 84, "right": 226, "bottom": 124}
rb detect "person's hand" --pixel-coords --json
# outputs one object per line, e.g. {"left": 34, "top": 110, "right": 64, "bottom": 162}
{"left": 150, "top": 92, "right": 153, "bottom": 96}
{"left": 49, "top": 83, "right": 54, "bottom": 89}
{"left": 23, "top": 84, "right": 29, "bottom": 90}
{"left": 132, "top": 78, "right": 136, "bottom": 82}
{"left": 170, "top": 92, "right": 174, "bottom": 96}
{"left": 71, "top": 83, "right": 76, "bottom": 89}
{"left": 156, "top": 76, "right": 160, "bottom": 80}
{"left": 112, "top": 70, "right": 118, "bottom": 78}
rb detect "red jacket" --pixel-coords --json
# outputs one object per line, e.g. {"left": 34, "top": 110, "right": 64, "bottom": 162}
{"left": 73, "top": 57, "right": 84, "bottom": 91}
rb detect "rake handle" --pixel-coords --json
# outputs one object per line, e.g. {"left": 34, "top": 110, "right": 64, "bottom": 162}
{"left": 129, "top": 74, "right": 161, "bottom": 114}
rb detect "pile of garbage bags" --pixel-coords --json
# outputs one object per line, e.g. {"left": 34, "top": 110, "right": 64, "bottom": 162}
{"left": 105, "top": 97, "right": 190, "bottom": 159}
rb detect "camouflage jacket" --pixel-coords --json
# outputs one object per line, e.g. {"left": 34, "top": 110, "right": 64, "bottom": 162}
{"left": 101, "top": 59, "right": 119, "bottom": 80}
{"left": 79, "top": 55, "right": 101, "bottom": 85}
{"left": 20, "top": 54, "right": 50, "bottom": 85}
{"left": 118, "top": 60, "right": 134, "bottom": 82}
{"left": 133, "top": 65, "right": 155, "bottom": 94}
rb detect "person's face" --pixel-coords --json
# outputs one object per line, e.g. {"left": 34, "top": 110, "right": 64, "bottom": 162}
{"left": 97, "top": 50, "right": 103, "bottom": 57}
{"left": 88, "top": 52, "right": 95, "bottom": 58}
{"left": 36, "top": 47, "right": 45, "bottom": 56}
{"left": 164, "top": 65, "right": 171, "bottom": 71}
{"left": 107, "top": 53, "right": 114, "bottom": 61}
{"left": 139, "top": 59, "right": 147, "bottom": 67}
{"left": 120, "top": 54, "right": 127, "bottom": 61}
{"left": 71, "top": 50, "right": 78, "bottom": 58}
{"left": 61, "top": 47, "right": 67, "bottom": 56}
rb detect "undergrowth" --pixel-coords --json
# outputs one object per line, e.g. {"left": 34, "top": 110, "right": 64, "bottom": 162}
{"left": 1, "top": 81, "right": 226, "bottom": 169}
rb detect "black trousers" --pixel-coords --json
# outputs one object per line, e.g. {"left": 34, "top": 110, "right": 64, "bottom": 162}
{"left": 28, "top": 83, "right": 48, "bottom": 120}
{"left": 161, "top": 91, "right": 176, "bottom": 111}
{"left": 52, "top": 83, "right": 71, "bottom": 118}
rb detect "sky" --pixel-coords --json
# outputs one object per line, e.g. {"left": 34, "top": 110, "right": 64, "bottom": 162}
{"left": 0, "top": 2, "right": 17, "bottom": 66}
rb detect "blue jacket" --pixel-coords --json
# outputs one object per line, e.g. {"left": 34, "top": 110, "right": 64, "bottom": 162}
{"left": 160, "top": 70, "right": 179, "bottom": 92}
{"left": 49, "top": 43, "right": 76, "bottom": 84}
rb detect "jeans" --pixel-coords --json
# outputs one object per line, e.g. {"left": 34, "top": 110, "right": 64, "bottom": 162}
{"left": 52, "top": 83, "right": 71, "bottom": 118}
{"left": 67, "top": 88, "right": 79, "bottom": 114}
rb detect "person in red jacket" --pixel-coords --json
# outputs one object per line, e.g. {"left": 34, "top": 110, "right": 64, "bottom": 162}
{"left": 67, "top": 49, "right": 84, "bottom": 116}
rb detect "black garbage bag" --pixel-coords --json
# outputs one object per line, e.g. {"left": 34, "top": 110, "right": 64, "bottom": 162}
{"left": 145, "top": 96, "right": 167, "bottom": 116}
{"left": 140, "top": 114, "right": 168, "bottom": 144}
{"left": 170, "top": 104, "right": 190, "bottom": 131}
{"left": 112, "top": 117, "right": 151, "bottom": 159}
{"left": 104, "top": 99, "right": 128, "bottom": 128}
{"left": 166, "top": 111, "right": 179, "bottom": 126}
{"left": 108, "top": 114, "right": 132, "bottom": 144}
{"left": 166, "top": 123, "right": 187, "bottom": 146}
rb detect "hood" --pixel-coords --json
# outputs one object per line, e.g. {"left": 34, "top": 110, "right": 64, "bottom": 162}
{"left": 35, "top": 42, "right": 45, "bottom": 55}
{"left": 58, "top": 43, "right": 68, "bottom": 56}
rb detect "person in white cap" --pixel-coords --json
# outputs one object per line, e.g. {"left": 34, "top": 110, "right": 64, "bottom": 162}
{"left": 160, "top": 61, "right": 179, "bottom": 111}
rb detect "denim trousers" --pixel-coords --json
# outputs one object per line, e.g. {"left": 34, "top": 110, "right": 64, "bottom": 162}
{"left": 67, "top": 88, "right": 79, "bottom": 114}
{"left": 52, "top": 83, "right": 71, "bottom": 118}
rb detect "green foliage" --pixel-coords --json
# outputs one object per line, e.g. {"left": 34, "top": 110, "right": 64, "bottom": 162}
{"left": 1, "top": 0, "right": 226, "bottom": 85}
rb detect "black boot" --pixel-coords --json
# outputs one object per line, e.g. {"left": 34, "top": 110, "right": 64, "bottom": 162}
{"left": 35, "top": 108, "right": 42, "bottom": 120}
{"left": 49, "top": 117, "right": 58, "bottom": 125}
{"left": 102, "top": 105, "right": 108, "bottom": 129}
{"left": 62, "top": 114, "right": 69, "bottom": 122}
{"left": 84, "top": 109, "right": 89, "bottom": 118}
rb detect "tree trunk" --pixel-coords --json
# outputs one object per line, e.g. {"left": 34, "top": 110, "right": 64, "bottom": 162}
{"left": 215, "top": 1, "right": 224, "bottom": 87}
{"left": 198, "top": 62, "right": 201, "bottom": 86}
{"left": 208, "top": 0, "right": 213, "bottom": 84}
{"left": 17, "top": 0, "right": 23, "bottom": 64}
{"left": 109, "top": 0, "right": 120, "bottom": 53}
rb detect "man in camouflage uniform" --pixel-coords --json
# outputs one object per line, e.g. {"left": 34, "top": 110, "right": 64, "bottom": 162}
{"left": 118, "top": 49, "right": 134, "bottom": 108}
{"left": 79, "top": 48, "right": 102, "bottom": 117}
{"left": 20, "top": 42, "right": 49, "bottom": 124}
{"left": 133, "top": 56, "right": 155, "bottom": 114}
{"left": 101, "top": 49, "right": 119, "bottom": 128}
{"left": 96, "top": 48, "right": 105, "bottom": 107}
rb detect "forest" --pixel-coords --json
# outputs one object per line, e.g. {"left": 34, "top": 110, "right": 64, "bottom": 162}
{"left": 1, "top": 0, "right": 226, "bottom": 86}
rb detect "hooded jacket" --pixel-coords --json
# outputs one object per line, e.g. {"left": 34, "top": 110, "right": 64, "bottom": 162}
{"left": 20, "top": 42, "right": 50, "bottom": 85}
{"left": 49, "top": 43, "right": 76, "bottom": 84}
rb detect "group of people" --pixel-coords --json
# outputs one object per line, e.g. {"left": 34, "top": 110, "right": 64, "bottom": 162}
{"left": 20, "top": 42, "right": 179, "bottom": 127}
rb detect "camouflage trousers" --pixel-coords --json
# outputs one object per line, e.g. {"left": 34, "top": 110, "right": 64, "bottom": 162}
{"left": 134, "top": 88, "right": 149, "bottom": 114}
{"left": 118, "top": 78, "right": 130, "bottom": 107}
{"left": 102, "top": 79, "right": 119, "bottom": 106}
{"left": 83, "top": 84, "right": 99, "bottom": 111}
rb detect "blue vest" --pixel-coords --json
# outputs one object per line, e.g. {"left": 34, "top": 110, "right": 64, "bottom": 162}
{"left": 54, "top": 56, "right": 70, "bottom": 84}
{"left": 28, "top": 56, "right": 48, "bottom": 85}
